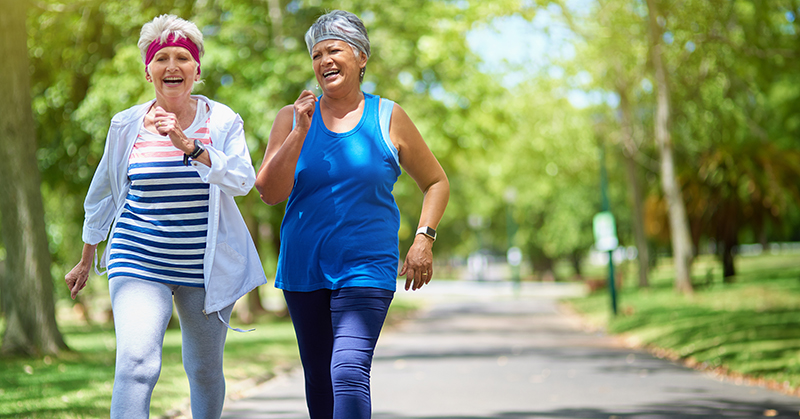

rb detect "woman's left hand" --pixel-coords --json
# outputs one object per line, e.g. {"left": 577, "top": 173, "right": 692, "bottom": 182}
{"left": 400, "top": 234, "right": 435, "bottom": 291}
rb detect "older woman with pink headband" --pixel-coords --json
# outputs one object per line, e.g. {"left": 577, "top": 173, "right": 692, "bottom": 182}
{"left": 65, "top": 14, "right": 266, "bottom": 418}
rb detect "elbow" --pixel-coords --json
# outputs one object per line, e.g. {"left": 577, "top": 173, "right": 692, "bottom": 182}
{"left": 254, "top": 178, "right": 267, "bottom": 198}
{"left": 255, "top": 184, "right": 277, "bottom": 206}
{"left": 260, "top": 194, "right": 283, "bottom": 206}
{"left": 254, "top": 170, "right": 291, "bottom": 205}
{"left": 425, "top": 174, "right": 450, "bottom": 198}
{"left": 256, "top": 187, "right": 286, "bottom": 206}
{"left": 441, "top": 175, "right": 451, "bottom": 195}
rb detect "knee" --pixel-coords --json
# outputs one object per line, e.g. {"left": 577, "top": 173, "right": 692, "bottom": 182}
{"left": 331, "top": 352, "right": 372, "bottom": 391}
{"left": 184, "top": 353, "right": 224, "bottom": 386}
{"left": 117, "top": 349, "right": 161, "bottom": 385}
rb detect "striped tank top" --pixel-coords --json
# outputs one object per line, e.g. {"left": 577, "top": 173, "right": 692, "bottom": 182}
{"left": 108, "top": 105, "right": 212, "bottom": 287}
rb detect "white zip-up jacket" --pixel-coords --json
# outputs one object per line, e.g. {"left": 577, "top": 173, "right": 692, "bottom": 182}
{"left": 82, "top": 95, "right": 267, "bottom": 320}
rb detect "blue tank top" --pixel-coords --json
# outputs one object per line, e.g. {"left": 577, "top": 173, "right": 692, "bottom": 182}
{"left": 275, "top": 92, "right": 401, "bottom": 292}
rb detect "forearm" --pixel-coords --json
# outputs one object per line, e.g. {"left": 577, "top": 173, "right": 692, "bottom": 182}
{"left": 417, "top": 177, "right": 450, "bottom": 230}
{"left": 189, "top": 148, "right": 212, "bottom": 167}
{"left": 256, "top": 128, "right": 307, "bottom": 205}
{"left": 79, "top": 243, "right": 99, "bottom": 266}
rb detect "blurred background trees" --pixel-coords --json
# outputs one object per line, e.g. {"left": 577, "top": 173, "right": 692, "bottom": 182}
{"left": 3, "top": 0, "right": 800, "bottom": 352}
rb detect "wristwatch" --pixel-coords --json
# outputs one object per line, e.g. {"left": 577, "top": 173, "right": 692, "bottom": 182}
{"left": 184, "top": 139, "right": 206, "bottom": 166}
{"left": 416, "top": 226, "right": 437, "bottom": 241}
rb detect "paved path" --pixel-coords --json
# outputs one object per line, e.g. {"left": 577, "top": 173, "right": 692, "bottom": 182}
{"left": 221, "top": 281, "right": 800, "bottom": 419}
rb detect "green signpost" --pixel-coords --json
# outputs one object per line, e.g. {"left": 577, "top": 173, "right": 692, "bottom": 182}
{"left": 593, "top": 211, "right": 618, "bottom": 315}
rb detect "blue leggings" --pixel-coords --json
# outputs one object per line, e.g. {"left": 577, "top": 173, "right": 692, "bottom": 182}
{"left": 109, "top": 276, "right": 233, "bottom": 419}
{"left": 283, "top": 287, "right": 394, "bottom": 419}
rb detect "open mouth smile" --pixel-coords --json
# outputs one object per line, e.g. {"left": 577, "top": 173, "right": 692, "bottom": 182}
{"left": 163, "top": 76, "right": 184, "bottom": 85}
{"left": 323, "top": 69, "right": 340, "bottom": 79}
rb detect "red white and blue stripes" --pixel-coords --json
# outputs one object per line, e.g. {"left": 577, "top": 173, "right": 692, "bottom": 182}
{"left": 108, "top": 115, "right": 212, "bottom": 287}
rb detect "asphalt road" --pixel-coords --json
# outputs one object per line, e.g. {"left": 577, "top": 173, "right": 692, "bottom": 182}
{"left": 220, "top": 281, "right": 800, "bottom": 419}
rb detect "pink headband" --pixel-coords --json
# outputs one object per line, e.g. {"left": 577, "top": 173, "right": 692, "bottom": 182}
{"left": 145, "top": 34, "right": 201, "bottom": 75}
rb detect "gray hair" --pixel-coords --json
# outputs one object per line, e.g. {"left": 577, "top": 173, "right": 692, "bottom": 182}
{"left": 138, "top": 14, "right": 204, "bottom": 64}
{"left": 304, "top": 10, "right": 370, "bottom": 60}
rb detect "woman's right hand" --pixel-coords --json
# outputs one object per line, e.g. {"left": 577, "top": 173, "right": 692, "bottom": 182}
{"left": 256, "top": 91, "right": 317, "bottom": 205}
{"left": 294, "top": 90, "right": 317, "bottom": 132}
{"left": 65, "top": 243, "right": 97, "bottom": 300}
{"left": 65, "top": 261, "right": 91, "bottom": 300}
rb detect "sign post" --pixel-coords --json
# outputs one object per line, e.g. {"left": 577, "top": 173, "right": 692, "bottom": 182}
{"left": 593, "top": 211, "right": 618, "bottom": 315}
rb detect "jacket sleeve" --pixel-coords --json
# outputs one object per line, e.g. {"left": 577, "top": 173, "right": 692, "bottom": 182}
{"left": 82, "top": 123, "right": 118, "bottom": 245}
{"left": 193, "top": 112, "right": 256, "bottom": 197}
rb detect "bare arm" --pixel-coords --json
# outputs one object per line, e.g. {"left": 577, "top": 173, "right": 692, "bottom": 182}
{"left": 392, "top": 104, "right": 450, "bottom": 291}
{"left": 255, "top": 91, "right": 317, "bottom": 205}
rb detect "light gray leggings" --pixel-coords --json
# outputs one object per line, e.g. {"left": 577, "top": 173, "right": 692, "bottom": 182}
{"left": 109, "top": 276, "right": 233, "bottom": 419}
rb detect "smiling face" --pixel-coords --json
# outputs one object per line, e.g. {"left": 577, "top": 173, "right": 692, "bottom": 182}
{"left": 146, "top": 46, "right": 199, "bottom": 100}
{"left": 312, "top": 39, "right": 367, "bottom": 96}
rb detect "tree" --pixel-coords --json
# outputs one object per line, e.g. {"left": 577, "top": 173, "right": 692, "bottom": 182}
{"left": 0, "top": 0, "right": 67, "bottom": 356}
{"left": 649, "top": 1, "right": 800, "bottom": 280}
{"left": 565, "top": 0, "right": 655, "bottom": 287}
{"left": 646, "top": 0, "right": 694, "bottom": 294}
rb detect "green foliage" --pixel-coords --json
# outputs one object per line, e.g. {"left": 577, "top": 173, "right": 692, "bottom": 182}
{"left": 17, "top": 0, "right": 800, "bottom": 313}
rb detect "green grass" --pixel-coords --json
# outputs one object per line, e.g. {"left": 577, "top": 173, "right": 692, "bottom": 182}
{"left": 0, "top": 315, "right": 297, "bottom": 419}
{"left": 0, "top": 294, "right": 419, "bottom": 419}
{"left": 568, "top": 252, "right": 800, "bottom": 391}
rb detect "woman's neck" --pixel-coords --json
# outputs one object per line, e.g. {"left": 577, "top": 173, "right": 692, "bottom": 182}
{"left": 320, "top": 88, "right": 363, "bottom": 117}
{"left": 154, "top": 95, "right": 197, "bottom": 124}
{"left": 319, "top": 88, "right": 365, "bottom": 133}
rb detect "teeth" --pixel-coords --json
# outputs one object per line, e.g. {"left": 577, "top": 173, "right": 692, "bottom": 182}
{"left": 323, "top": 70, "right": 339, "bottom": 77}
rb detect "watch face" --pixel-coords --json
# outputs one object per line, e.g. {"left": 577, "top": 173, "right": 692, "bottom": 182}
{"left": 417, "top": 226, "right": 436, "bottom": 240}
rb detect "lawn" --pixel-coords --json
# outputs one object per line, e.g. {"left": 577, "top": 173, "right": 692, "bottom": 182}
{"left": 0, "top": 314, "right": 297, "bottom": 419}
{"left": 0, "top": 293, "right": 418, "bottom": 418}
{"left": 568, "top": 251, "right": 800, "bottom": 395}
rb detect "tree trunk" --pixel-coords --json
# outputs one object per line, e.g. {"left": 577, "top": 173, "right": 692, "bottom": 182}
{"left": 718, "top": 207, "right": 738, "bottom": 281}
{"left": 646, "top": 0, "right": 694, "bottom": 294}
{"left": 0, "top": 0, "right": 68, "bottom": 356}
{"left": 617, "top": 87, "right": 650, "bottom": 288}
{"left": 721, "top": 239, "right": 736, "bottom": 281}
{"left": 529, "top": 246, "right": 556, "bottom": 282}
{"left": 569, "top": 250, "right": 583, "bottom": 279}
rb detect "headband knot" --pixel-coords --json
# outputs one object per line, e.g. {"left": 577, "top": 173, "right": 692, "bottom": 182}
{"left": 145, "top": 34, "right": 201, "bottom": 75}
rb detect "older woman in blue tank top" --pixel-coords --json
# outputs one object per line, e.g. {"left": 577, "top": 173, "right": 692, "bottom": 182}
{"left": 255, "top": 9, "right": 450, "bottom": 419}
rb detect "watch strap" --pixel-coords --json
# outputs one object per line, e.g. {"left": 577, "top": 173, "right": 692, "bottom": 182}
{"left": 416, "top": 226, "right": 437, "bottom": 241}
{"left": 184, "top": 139, "right": 205, "bottom": 166}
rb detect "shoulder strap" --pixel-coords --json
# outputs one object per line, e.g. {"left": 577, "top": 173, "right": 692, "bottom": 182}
{"left": 378, "top": 98, "right": 398, "bottom": 165}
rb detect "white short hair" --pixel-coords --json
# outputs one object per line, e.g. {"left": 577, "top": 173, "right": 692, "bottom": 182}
{"left": 137, "top": 14, "right": 204, "bottom": 64}
{"left": 305, "top": 10, "right": 370, "bottom": 60}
